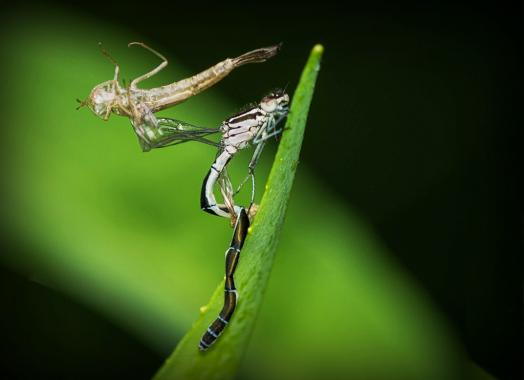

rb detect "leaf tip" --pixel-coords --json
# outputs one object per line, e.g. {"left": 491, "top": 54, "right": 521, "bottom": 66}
{"left": 312, "top": 44, "right": 324, "bottom": 55}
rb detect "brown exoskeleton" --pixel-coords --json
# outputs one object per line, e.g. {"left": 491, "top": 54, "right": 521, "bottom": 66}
{"left": 78, "top": 42, "right": 281, "bottom": 151}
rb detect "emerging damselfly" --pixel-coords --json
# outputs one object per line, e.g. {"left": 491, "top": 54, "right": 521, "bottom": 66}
{"left": 99, "top": 89, "right": 289, "bottom": 351}
{"left": 78, "top": 42, "right": 289, "bottom": 352}
{"left": 77, "top": 42, "right": 281, "bottom": 151}
{"left": 197, "top": 90, "right": 289, "bottom": 351}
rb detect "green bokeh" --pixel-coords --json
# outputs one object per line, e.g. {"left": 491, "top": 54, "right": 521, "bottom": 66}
{"left": 1, "top": 10, "right": 472, "bottom": 380}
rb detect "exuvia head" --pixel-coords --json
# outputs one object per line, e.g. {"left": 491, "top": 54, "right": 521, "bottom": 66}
{"left": 77, "top": 80, "right": 122, "bottom": 120}
{"left": 260, "top": 89, "right": 289, "bottom": 113}
{"left": 77, "top": 42, "right": 126, "bottom": 120}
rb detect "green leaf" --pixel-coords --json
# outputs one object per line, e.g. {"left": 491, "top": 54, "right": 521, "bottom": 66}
{"left": 3, "top": 15, "right": 470, "bottom": 380}
{"left": 153, "top": 44, "right": 324, "bottom": 380}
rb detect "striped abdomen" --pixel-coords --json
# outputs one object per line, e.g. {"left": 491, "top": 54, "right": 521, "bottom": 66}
{"left": 199, "top": 208, "right": 250, "bottom": 351}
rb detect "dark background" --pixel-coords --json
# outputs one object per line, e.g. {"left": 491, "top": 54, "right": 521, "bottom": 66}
{"left": 1, "top": 1, "right": 521, "bottom": 379}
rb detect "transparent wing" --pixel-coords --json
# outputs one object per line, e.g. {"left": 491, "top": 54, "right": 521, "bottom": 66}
{"left": 154, "top": 117, "right": 220, "bottom": 148}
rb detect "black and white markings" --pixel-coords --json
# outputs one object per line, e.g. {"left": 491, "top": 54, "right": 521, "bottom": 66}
{"left": 198, "top": 90, "right": 289, "bottom": 351}
{"left": 200, "top": 90, "right": 290, "bottom": 220}
{"left": 199, "top": 208, "right": 250, "bottom": 351}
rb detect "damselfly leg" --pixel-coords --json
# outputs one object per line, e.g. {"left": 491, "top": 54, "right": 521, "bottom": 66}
{"left": 234, "top": 118, "right": 285, "bottom": 204}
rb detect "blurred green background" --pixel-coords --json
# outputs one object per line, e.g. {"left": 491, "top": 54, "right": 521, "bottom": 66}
{"left": 0, "top": 2, "right": 520, "bottom": 380}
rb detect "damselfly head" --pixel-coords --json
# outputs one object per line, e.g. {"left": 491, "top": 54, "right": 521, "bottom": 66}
{"left": 260, "top": 89, "right": 289, "bottom": 113}
{"left": 84, "top": 80, "right": 120, "bottom": 120}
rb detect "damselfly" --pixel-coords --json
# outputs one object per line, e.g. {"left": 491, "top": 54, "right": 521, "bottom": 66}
{"left": 91, "top": 89, "right": 290, "bottom": 350}
{"left": 83, "top": 89, "right": 289, "bottom": 350}
{"left": 77, "top": 42, "right": 281, "bottom": 151}
{"left": 198, "top": 89, "right": 289, "bottom": 351}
